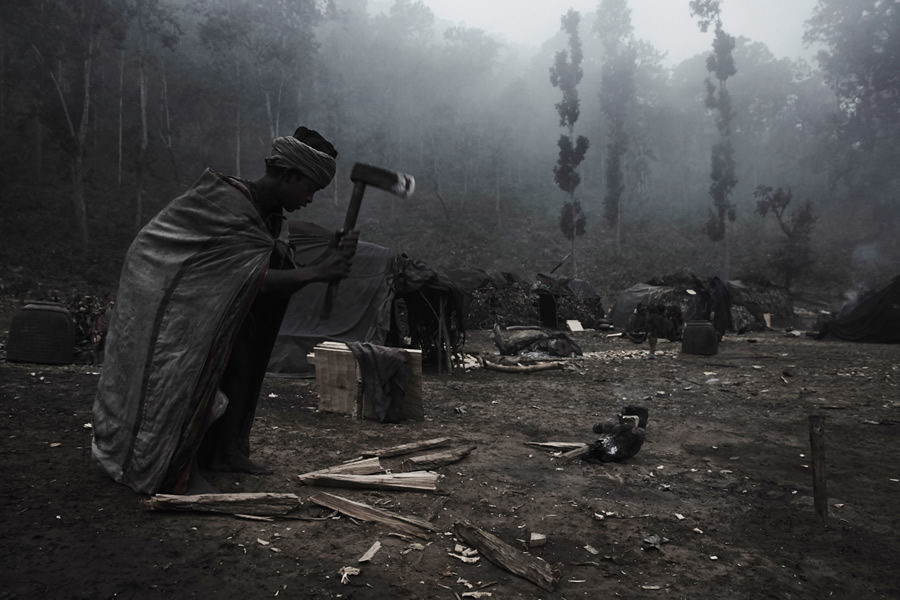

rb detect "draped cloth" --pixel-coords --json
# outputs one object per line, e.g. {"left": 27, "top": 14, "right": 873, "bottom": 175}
{"left": 266, "top": 136, "right": 336, "bottom": 189}
{"left": 91, "top": 169, "right": 279, "bottom": 494}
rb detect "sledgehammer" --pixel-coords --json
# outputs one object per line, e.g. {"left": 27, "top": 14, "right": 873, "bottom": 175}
{"left": 321, "top": 162, "right": 415, "bottom": 319}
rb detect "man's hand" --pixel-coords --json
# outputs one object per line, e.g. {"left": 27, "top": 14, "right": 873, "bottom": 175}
{"left": 260, "top": 230, "right": 360, "bottom": 294}
{"left": 315, "top": 229, "right": 359, "bottom": 282}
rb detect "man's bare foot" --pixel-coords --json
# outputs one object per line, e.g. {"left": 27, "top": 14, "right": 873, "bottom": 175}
{"left": 210, "top": 452, "right": 273, "bottom": 475}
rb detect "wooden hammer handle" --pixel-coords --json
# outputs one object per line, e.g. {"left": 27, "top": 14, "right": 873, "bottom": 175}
{"left": 321, "top": 180, "right": 367, "bottom": 319}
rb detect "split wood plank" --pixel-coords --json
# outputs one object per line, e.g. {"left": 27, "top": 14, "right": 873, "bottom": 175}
{"left": 299, "top": 471, "right": 438, "bottom": 492}
{"left": 453, "top": 521, "right": 560, "bottom": 592}
{"left": 298, "top": 457, "right": 383, "bottom": 483}
{"left": 524, "top": 441, "right": 587, "bottom": 451}
{"left": 147, "top": 493, "right": 301, "bottom": 517}
{"left": 358, "top": 540, "right": 382, "bottom": 563}
{"left": 308, "top": 492, "right": 439, "bottom": 539}
{"left": 359, "top": 437, "right": 452, "bottom": 458}
{"left": 400, "top": 445, "right": 476, "bottom": 471}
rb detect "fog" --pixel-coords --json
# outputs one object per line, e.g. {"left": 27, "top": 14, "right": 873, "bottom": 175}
{"left": 1, "top": 0, "right": 897, "bottom": 292}
{"left": 413, "top": 0, "right": 819, "bottom": 65}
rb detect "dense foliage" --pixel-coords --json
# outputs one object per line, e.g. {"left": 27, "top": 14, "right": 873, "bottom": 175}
{"left": 0, "top": 0, "right": 898, "bottom": 302}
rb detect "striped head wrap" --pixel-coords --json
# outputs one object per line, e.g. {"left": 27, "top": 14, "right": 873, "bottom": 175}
{"left": 266, "top": 136, "right": 336, "bottom": 189}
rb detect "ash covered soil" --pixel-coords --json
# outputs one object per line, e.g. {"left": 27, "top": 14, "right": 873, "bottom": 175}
{"left": 2, "top": 330, "right": 899, "bottom": 599}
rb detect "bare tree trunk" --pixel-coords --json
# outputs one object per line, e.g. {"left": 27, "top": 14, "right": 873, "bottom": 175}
{"left": 135, "top": 34, "right": 149, "bottom": 233}
{"left": 0, "top": 33, "right": 5, "bottom": 135}
{"left": 722, "top": 221, "right": 731, "bottom": 282}
{"left": 234, "top": 58, "right": 241, "bottom": 177}
{"left": 158, "top": 60, "right": 179, "bottom": 181}
{"left": 117, "top": 48, "right": 124, "bottom": 185}
{"left": 35, "top": 116, "right": 43, "bottom": 175}
{"left": 494, "top": 159, "right": 501, "bottom": 228}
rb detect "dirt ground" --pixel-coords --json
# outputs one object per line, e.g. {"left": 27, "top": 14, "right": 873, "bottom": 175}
{"left": 2, "top": 328, "right": 899, "bottom": 600}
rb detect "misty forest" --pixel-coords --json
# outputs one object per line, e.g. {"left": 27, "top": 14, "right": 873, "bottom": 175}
{"left": 1, "top": 0, "right": 898, "bottom": 298}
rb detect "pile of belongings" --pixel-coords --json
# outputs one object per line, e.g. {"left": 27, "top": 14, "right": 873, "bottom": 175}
{"left": 586, "top": 405, "right": 648, "bottom": 463}
{"left": 492, "top": 325, "right": 582, "bottom": 357}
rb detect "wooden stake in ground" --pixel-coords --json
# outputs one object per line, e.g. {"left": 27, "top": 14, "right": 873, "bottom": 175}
{"left": 309, "top": 492, "right": 439, "bottom": 539}
{"left": 809, "top": 415, "right": 828, "bottom": 520}
{"left": 147, "top": 493, "right": 301, "bottom": 517}
{"left": 453, "top": 521, "right": 561, "bottom": 592}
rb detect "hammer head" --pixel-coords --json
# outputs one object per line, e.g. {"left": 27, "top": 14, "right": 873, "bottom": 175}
{"left": 350, "top": 162, "right": 415, "bottom": 198}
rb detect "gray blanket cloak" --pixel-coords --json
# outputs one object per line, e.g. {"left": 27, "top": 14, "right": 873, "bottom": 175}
{"left": 92, "top": 169, "right": 279, "bottom": 494}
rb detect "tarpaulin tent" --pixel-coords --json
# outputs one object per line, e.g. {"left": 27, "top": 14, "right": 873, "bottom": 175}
{"left": 608, "top": 284, "right": 676, "bottom": 330}
{"left": 266, "top": 223, "right": 465, "bottom": 377}
{"left": 818, "top": 276, "right": 900, "bottom": 343}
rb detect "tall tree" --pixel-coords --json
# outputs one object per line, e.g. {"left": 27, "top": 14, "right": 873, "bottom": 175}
{"left": 16, "top": 0, "right": 123, "bottom": 254}
{"left": 691, "top": 0, "right": 738, "bottom": 280}
{"left": 595, "top": 0, "right": 636, "bottom": 257}
{"left": 549, "top": 9, "right": 590, "bottom": 277}
{"left": 126, "top": 0, "right": 180, "bottom": 231}
{"left": 754, "top": 185, "right": 817, "bottom": 289}
{"left": 805, "top": 0, "right": 900, "bottom": 211}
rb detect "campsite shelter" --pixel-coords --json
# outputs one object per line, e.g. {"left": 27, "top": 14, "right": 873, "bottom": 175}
{"left": 608, "top": 283, "right": 678, "bottom": 331}
{"left": 818, "top": 276, "right": 900, "bottom": 343}
{"left": 266, "top": 223, "right": 464, "bottom": 377}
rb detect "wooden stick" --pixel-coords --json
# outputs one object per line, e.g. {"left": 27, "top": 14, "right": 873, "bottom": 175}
{"left": 299, "top": 471, "right": 438, "bottom": 492}
{"left": 297, "top": 457, "right": 383, "bottom": 483}
{"left": 558, "top": 444, "right": 591, "bottom": 464}
{"left": 147, "top": 493, "right": 301, "bottom": 517}
{"left": 809, "top": 415, "right": 828, "bottom": 520}
{"left": 453, "top": 521, "right": 561, "bottom": 592}
{"left": 482, "top": 360, "right": 565, "bottom": 374}
{"left": 524, "top": 441, "right": 587, "bottom": 451}
{"left": 308, "top": 492, "right": 439, "bottom": 539}
{"left": 400, "top": 446, "right": 476, "bottom": 471}
{"left": 359, "top": 437, "right": 452, "bottom": 458}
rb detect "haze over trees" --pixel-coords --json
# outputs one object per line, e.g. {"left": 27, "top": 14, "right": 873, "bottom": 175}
{"left": 0, "top": 0, "right": 897, "bottom": 295}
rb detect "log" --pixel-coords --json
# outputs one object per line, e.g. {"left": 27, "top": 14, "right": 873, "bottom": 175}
{"left": 147, "top": 493, "right": 301, "bottom": 517}
{"left": 298, "top": 457, "right": 383, "bottom": 483}
{"left": 524, "top": 441, "right": 587, "bottom": 451}
{"left": 453, "top": 521, "right": 560, "bottom": 592}
{"left": 482, "top": 360, "right": 565, "bottom": 374}
{"left": 359, "top": 437, "right": 452, "bottom": 458}
{"left": 300, "top": 471, "right": 439, "bottom": 492}
{"left": 400, "top": 446, "right": 476, "bottom": 471}
{"left": 423, "top": 496, "right": 450, "bottom": 522}
{"left": 308, "top": 492, "right": 438, "bottom": 539}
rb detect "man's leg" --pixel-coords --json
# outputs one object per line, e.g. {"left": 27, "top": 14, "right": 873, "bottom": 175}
{"left": 206, "top": 292, "right": 290, "bottom": 474}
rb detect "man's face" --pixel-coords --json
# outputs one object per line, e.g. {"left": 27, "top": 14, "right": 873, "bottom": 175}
{"left": 278, "top": 174, "right": 321, "bottom": 212}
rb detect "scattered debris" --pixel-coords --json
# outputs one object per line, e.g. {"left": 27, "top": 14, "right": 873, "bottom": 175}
{"left": 358, "top": 541, "right": 381, "bottom": 563}
{"left": 338, "top": 566, "right": 360, "bottom": 584}
{"left": 529, "top": 532, "right": 547, "bottom": 548}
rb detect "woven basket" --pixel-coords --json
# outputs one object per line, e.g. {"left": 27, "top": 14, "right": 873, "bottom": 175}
{"left": 7, "top": 301, "right": 75, "bottom": 365}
